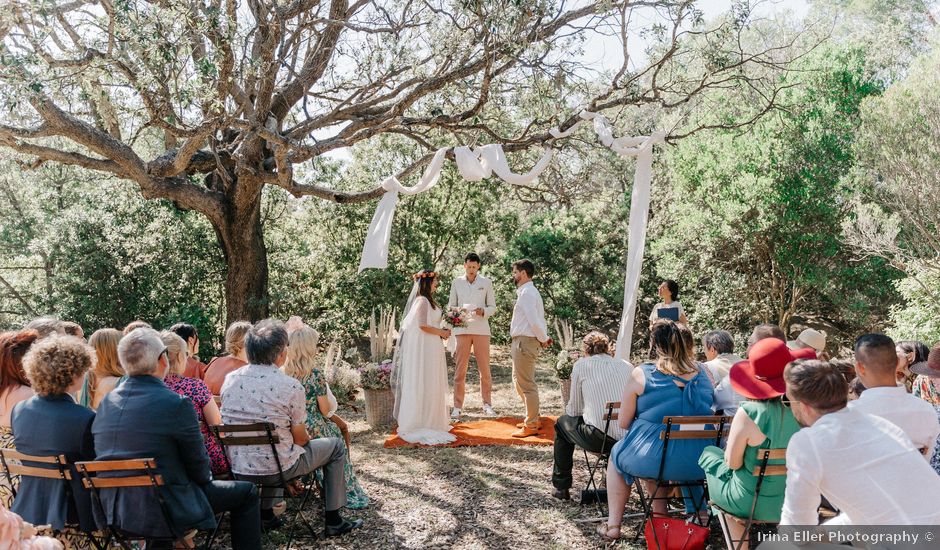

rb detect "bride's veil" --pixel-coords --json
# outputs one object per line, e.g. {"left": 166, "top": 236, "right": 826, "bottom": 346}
{"left": 391, "top": 280, "right": 419, "bottom": 420}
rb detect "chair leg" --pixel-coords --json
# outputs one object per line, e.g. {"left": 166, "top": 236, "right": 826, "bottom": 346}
{"left": 201, "top": 512, "right": 225, "bottom": 550}
{"left": 632, "top": 480, "right": 652, "bottom": 543}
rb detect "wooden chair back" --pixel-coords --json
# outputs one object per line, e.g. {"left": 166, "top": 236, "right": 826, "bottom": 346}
{"left": 659, "top": 415, "right": 732, "bottom": 441}
{"left": 752, "top": 448, "right": 787, "bottom": 477}
{"left": 75, "top": 458, "right": 164, "bottom": 489}
{"left": 208, "top": 422, "right": 280, "bottom": 447}
{"left": 0, "top": 450, "right": 72, "bottom": 482}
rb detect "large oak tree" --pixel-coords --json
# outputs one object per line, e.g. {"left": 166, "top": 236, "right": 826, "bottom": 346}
{"left": 0, "top": 0, "right": 805, "bottom": 323}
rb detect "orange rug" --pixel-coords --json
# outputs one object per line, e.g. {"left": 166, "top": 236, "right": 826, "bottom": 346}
{"left": 383, "top": 416, "right": 557, "bottom": 448}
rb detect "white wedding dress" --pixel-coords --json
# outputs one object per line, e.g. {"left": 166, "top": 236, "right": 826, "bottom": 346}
{"left": 395, "top": 296, "right": 456, "bottom": 445}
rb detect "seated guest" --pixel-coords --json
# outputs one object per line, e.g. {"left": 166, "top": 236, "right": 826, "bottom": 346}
{"left": 92, "top": 328, "right": 261, "bottom": 548}
{"left": 121, "top": 320, "right": 151, "bottom": 336}
{"left": 896, "top": 340, "right": 928, "bottom": 393}
{"left": 204, "top": 321, "right": 251, "bottom": 396}
{"left": 702, "top": 330, "right": 745, "bottom": 414}
{"left": 282, "top": 323, "right": 369, "bottom": 509}
{"left": 12, "top": 335, "right": 96, "bottom": 536}
{"left": 781, "top": 359, "right": 940, "bottom": 525}
{"left": 0, "top": 331, "right": 38, "bottom": 508}
{"left": 714, "top": 324, "right": 802, "bottom": 417}
{"left": 169, "top": 323, "right": 207, "bottom": 379}
{"left": 159, "top": 332, "right": 228, "bottom": 476}
{"left": 24, "top": 318, "right": 63, "bottom": 340}
{"left": 551, "top": 332, "right": 632, "bottom": 501}
{"left": 786, "top": 328, "right": 826, "bottom": 357}
{"left": 61, "top": 322, "right": 84, "bottom": 341}
{"left": 699, "top": 339, "right": 806, "bottom": 544}
{"left": 849, "top": 333, "right": 939, "bottom": 457}
{"left": 912, "top": 342, "right": 940, "bottom": 406}
{"left": 220, "top": 320, "right": 362, "bottom": 537}
{"left": 598, "top": 321, "right": 714, "bottom": 541}
{"left": 79, "top": 329, "right": 126, "bottom": 409}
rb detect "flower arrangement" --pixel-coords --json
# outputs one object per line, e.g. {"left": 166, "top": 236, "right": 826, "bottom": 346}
{"left": 358, "top": 358, "right": 394, "bottom": 390}
{"left": 441, "top": 307, "right": 469, "bottom": 329}
{"left": 554, "top": 348, "right": 580, "bottom": 380}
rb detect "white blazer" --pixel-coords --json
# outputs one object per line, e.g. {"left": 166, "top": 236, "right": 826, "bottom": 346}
{"left": 447, "top": 274, "right": 496, "bottom": 336}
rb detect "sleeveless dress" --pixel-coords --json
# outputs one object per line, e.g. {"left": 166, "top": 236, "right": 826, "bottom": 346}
{"left": 699, "top": 400, "right": 799, "bottom": 520}
{"left": 395, "top": 296, "right": 456, "bottom": 445}
{"left": 299, "top": 369, "right": 369, "bottom": 509}
{"left": 610, "top": 362, "right": 715, "bottom": 512}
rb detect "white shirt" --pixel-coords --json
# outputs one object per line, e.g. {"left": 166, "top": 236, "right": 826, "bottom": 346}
{"left": 510, "top": 281, "right": 548, "bottom": 341}
{"left": 848, "top": 385, "right": 940, "bottom": 457}
{"left": 703, "top": 353, "right": 744, "bottom": 383}
{"left": 781, "top": 407, "right": 940, "bottom": 526}
{"left": 447, "top": 274, "right": 496, "bottom": 336}
{"left": 566, "top": 354, "right": 633, "bottom": 439}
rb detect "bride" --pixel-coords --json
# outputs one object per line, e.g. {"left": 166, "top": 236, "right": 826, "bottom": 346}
{"left": 393, "top": 269, "right": 457, "bottom": 445}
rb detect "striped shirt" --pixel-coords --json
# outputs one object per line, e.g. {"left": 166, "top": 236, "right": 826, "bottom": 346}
{"left": 566, "top": 354, "right": 633, "bottom": 439}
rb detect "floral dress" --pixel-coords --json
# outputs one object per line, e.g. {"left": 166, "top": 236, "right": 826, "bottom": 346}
{"left": 0, "top": 426, "right": 17, "bottom": 509}
{"left": 164, "top": 374, "right": 230, "bottom": 476}
{"left": 300, "top": 369, "right": 369, "bottom": 509}
{"left": 931, "top": 407, "right": 940, "bottom": 476}
{"left": 913, "top": 376, "right": 940, "bottom": 406}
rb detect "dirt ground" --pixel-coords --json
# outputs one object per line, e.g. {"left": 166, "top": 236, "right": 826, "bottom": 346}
{"left": 247, "top": 346, "right": 724, "bottom": 549}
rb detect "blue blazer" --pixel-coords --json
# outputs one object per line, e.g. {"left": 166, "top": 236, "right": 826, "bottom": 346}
{"left": 91, "top": 375, "right": 215, "bottom": 537}
{"left": 10, "top": 394, "right": 96, "bottom": 531}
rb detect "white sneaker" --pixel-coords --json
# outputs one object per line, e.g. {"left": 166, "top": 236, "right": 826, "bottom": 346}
{"left": 483, "top": 404, "right": 497, "bottom": 417}
{"left": 450, "top": 407, "right": 461, "bottom": 419}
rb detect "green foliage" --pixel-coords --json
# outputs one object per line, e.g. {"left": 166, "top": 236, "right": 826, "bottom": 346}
{"left": 651, "top": 46, "right": 900, "bottom": 341}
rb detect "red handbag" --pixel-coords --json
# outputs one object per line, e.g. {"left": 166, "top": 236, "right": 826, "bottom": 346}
{"left": 643, "top": 514, "right": 709, "bottom": 550}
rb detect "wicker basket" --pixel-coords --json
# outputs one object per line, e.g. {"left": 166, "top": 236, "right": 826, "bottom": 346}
{"left": 363, "top": 388, "right": 394, "bottom": 429}
{"left": 559, "top": 378, "right": 571, "bottom": 408}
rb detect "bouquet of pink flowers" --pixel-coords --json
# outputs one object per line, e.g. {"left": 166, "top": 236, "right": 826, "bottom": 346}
{"left": 441, "top": 307, "right": 469, "bottom": 329}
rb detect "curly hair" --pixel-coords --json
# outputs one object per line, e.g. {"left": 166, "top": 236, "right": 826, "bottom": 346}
{"left": 22, "top": 335, "right": 94, "bottom": 396}
{"left": 581, "top": 331, "right": 611, "bottom": 356}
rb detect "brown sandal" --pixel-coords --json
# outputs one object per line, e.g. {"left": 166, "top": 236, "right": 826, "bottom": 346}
{"left": 595, "top": 522, "right": 621, "bottom": 541}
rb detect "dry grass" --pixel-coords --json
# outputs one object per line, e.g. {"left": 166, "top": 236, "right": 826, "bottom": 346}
{"left": 303, "top": 345, "right": 656, "bottom": 550}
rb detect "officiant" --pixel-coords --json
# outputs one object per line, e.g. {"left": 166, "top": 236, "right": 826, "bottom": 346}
{"left": 448, "top": 253, "right": 497, "bottom": 419}
{"left": 648, "top": 279, "right": 688, "bottom": 326}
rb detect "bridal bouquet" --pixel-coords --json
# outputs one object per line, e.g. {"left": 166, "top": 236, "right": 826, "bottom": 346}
{"left": 441, "top": 307, "right": 469, "bottom": 329}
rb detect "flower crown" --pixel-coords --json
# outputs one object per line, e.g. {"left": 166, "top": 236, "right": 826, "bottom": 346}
{"left": 413, "top": 271, "right": 436, "bottom": 280}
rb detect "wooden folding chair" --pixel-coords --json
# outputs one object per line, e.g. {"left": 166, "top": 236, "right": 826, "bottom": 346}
{"left": 0, "top": 450, "right": 107, "bottom": 550}
{"left": 579, "top": 401, "right": 619, "bottom": 514}
{"left": 209, "top": 422, "right": 322, "bottom": 549}
{"left": 712, "top": 448, "right": 786, "bottom": 550}
{"left": 75, "top": 458, "right": 205, "bottom": 550}
{"left": 633, "top": 415, "right": 732, "bottom": 547}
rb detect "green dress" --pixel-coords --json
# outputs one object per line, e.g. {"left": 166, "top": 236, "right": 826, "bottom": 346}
{"left": 699, "top": 400, "right": 799, "bottom": 521}
{"left": 300, "top": 369, "right": 369, "bottom": 509}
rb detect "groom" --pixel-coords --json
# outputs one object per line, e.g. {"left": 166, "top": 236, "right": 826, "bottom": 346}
{"left": 510, "top": 259, "right": 552, "bottom": 438}
{"left": 448, "top": 252, "right": 497, "bottom": 419}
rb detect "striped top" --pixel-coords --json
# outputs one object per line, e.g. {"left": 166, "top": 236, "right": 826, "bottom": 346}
{"left": 566, "top": 354, "right": 633, "bottom": 439}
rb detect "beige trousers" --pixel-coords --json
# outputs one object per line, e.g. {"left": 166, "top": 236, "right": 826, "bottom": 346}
{"left": 453, "top": 334, "right": 492, "bottom": 409}
{"left": 511, "top": 336, "right": 541, "bottom": 428}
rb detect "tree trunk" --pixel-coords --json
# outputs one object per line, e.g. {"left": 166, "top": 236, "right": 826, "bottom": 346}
{"left": 214, "top": 187, "right": 270, "bottom": 326}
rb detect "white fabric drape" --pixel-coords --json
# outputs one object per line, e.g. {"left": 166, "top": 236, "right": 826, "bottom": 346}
{"left": 358, "top": 148, "right": 449, "bottom": 271}
{"left": 612, "top": 132, "right": 665, "bottom": 361}
{"left": 356, "top": 109, "right": 664, "bottom": 361}
{"left": 359, "top": 145, "right": 553, "bottom": 271}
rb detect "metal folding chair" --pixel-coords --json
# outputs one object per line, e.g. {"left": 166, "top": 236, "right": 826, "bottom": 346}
{"left": 712, "top": 448, "right": 787, "bottom": 550}
{"left": 76, "top": 458, "right": 206, "bottom": 550}
{"left": 579, "top": 401, "right": 619, "bottom": 514}
{"left": 0, "top": 450, "right": 107, "bottom": 550}
{"left": 209, "top": 422, "right": 322, "bottom": 549}
{"left": 633, "top": 415, "right": 732, "bottom": 548}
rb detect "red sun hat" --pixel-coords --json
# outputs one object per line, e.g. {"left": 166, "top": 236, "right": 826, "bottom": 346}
{"left": 730, "top": 338, "right": 817, "bottom": 400}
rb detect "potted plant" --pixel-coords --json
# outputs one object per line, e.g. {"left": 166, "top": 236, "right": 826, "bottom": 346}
{"left": 553, "top": 319, "right": 579, "bottom": 406}
{"left": 359, "top": 308, "right": 397, "bottom": 428}
{"left": 358, "top": 359, "right": 394, "bottom": 428}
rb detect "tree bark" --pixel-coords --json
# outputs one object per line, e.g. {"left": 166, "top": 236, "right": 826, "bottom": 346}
{"left": 213, "top": 179, "right": 270, "bottom": 325}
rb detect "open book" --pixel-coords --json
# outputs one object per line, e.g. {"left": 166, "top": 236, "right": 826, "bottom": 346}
{"left": 657, "top": 307, "right": 680, "bottom": 321}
